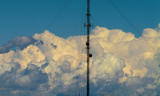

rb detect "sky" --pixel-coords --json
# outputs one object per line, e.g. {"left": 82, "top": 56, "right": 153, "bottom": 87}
{"left": 0, "top": 0, "right": 160, "bottom": 45}
{"left": 0, "top": 0, "right": 160, "bottom": 96}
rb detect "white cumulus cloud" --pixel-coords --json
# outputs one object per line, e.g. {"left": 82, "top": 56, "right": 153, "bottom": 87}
{"left": 0, "top": 25, "right": 160, "bottom": 96}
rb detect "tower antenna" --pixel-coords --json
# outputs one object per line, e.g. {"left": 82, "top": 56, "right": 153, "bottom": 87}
{"left": 86, "top": 0, "right": 92, "bottom": 96}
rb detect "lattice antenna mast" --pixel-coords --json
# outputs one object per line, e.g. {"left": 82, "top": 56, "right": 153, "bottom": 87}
{"left": 86, "top": 0, "right": 92, "bottom": 96}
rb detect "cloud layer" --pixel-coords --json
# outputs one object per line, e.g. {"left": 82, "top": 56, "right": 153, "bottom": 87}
{"left": 0, "top": 26, "right": 160, "bottom": 96}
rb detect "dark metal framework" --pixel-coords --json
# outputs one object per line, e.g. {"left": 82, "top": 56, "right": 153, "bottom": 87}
{"left": 86, "top": 0, "right": 92, "bottom": 96}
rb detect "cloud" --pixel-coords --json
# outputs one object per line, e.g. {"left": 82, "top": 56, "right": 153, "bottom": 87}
{"left": 0, "top": 36, "right": 36, "bottom": 53}
{"left": 0, "top": 25, "right": 160, "bottom": 95}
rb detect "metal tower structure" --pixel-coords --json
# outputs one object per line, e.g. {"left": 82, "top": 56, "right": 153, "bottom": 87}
{"left": 86, "top": 0, "right": 92, "bottom": 96}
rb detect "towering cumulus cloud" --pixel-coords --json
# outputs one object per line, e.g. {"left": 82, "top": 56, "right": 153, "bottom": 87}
{"left": 0, "top": 25, "right": 160, "bottom": 96}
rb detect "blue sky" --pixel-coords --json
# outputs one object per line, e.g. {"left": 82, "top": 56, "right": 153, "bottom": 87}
{"left": 0, "top": 0, "right": 159, "bottom": 45}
